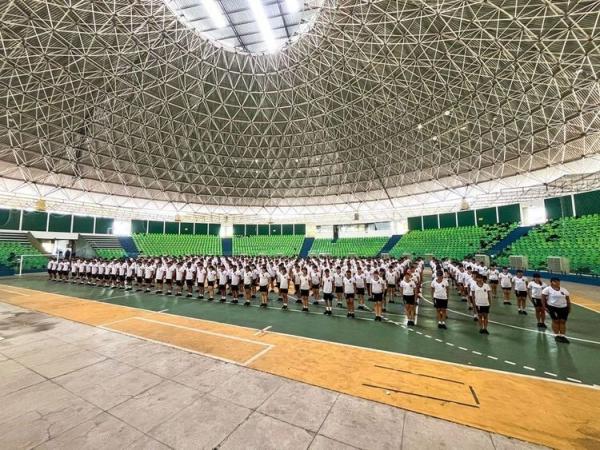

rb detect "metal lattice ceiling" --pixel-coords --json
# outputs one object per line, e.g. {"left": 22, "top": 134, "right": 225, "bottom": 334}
{"left": 0, "top": 0, "right": 600, "bottom": 213}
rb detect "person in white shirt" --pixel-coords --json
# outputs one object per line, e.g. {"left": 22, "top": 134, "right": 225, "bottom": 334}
{"left": 513, "top": 270, "right": 529, "bottom": 315}
{"left": 400, "top": 272, "right": 418, "bottom": 326}
{"left": 206, "top": 265, "right": 217, "bottom": 301}
{"left": 355, "top": 267, "right": 367, "bottom": 310}
{"left": 184, "top": 262, "right": 196, "bottom": 297}
{"left": 488, "top": 265, "right": 500, "bottom": 298}
{"left": 196, "top": 262, "right": 206, "bottom": 298}
{"left": 243, "top": 266, "right": 253, "bottom": 306}
{"left": 499, "top": 268, "right": 513, "bottom": 305}
{"left": 258, "top": 266, "right": 270, "bottom": 307}
{"left": 218, "top": 265, "right": 229, "bottom": 302}
{"left": 370, "top": 271, "right": 386, "bottom": 321}
{"left": 144, "top": 261, "right": 156, "bottom": 292}
{"left": 333, "top": 267, "right": 344, "bottom": 308}
{"left": 310, "top": 266, "right": 321, "bottom": 306}
{"left": 299, "top": 267, "right": 311, "bottom": 312}
{"left": 155, "top": 262, "right": 166, "bottom": 294}
{"left": 473, "top": 274, "right": 492, "bottom": 334}
{"left": 431, "top": 270, "right": 449, "bottom": 329}
{"left": 527, "top": 273, "right": 547, "bottom": 329}
{"left": 47, "top": 258, "right": 54, "bottom": 281}
{"left": 230, "top": 265, "right": 242, "bottom": 303}
{"left": 321, "top": 268, "right": 334, "bottom": 316}
{"left": 542, "top": 278, "right": 571, "bottom": 343}
{"left": 135, "top": 261, "right": 144, "bottom": 291}
{"left": 343, "top": 270, "right": 356, "bottom": 318}
{"left": 125, "top": 260, "right": 135, "bottom": 290}
{"left": 278, "top": 266, "right": 290, "bottom": 310}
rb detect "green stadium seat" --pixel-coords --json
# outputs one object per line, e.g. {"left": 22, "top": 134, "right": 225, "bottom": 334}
{"left": 309, "top": 237, "right": 388, "bottom": 258}
{"left": 133, "top": 233, "right": 222, "bottom": 256}
{"left": 233, "top": 235, "right": 304, "bottom": 256}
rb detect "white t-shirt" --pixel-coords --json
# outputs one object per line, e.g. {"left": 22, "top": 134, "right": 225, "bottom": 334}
{"left": 371, "top": 278, "right": 385, "bottom": 294}
{"left": 542, "top": 286, "right": 570, "bottom": 308}
{"left": 488, "top": 269, "right": 499, "bottom": 281}
{"left": 528, "top": 281, "right": 546, "bottom": 299}
{"left": 473, "top": 283, "right": 491, "bottom": 306}
{"left": 354, "top": 273, "right": 366, "bottom": 289}
{"left": 499, "top": 272, "right": 512, "bottom": 288}
{"left": 299, "top": 274, "right": 310, "bottom": 290}
{"left": 322, "top": 275, "right": 333, "bottom": 294}
{"left": 278, "top": 273, "right": 289, "bottom": 289}
{"left": 343, "top": 276, "right": 355, "bottom": 294}
{"left": 513, "top": 276, "right": 528, "bottom": 292}
{"left": 400, "top": 279, "right": 416, "bottom": 296}
{"left": 431, "top": 279, "right": 449, "bottom": 300}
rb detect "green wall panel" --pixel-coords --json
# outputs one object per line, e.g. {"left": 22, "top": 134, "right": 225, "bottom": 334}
{"left": 422, "top": 214, "right": 438, "bottom": 230}
{"left": 165, "top": 221, "right": 179, "bottom": 234}
{"left": 294, "top": 224, "right": 306, "bottom": 235}
{"left": 439, "top": 213, "right": 456, "bottom": 229}
{"left": 48, "top": 213, "right": 72, "bottom": 232}
{"left": 148, "top": 221, "right": 164, "bottom": 234}
{"left": 476, "top": 207, "right": 497, "bottom": 226}
{"left": 194, "top": 223, "right": 208, "bottom": 235}
{"left": 0, "top": 208, "right": 21, "bottom": 230}
{"left": 574, "top": 190, "right": 600, "bottom": 216}
{"left": 258, "top": 224, "right": 269, "bottom": 235}
{"left": 246, "top": 224, "right": 257, "bottom": 235}
{"left": 282, "top": 224, "right": 294, "bottom": 235}
{"left": 407, "top": 216, "right": 422, "bottom": 231}
{"left": 72, "top": 215, "right": 94, "bottom": 233}
{"left": 233, "top": 224, "right": 245, "bottom": 236}
{"left": 457, "top": 210, "right": 475, "bottom": 227}
{"left": 95, "top": 217, "right": 113, "bottom": 234}
{"left": 270, "top": 224, "right": 282, "bottom": 235}
{"left": 180, "top": 222, "right": 194, "bottom": 234}
{"left": 131, "top": 219, "right": 147, "bottom": 234}
{"left": 544, "top": 196, "right": 573, "bottom": 221}
{"left": 208, "top": 223, "right": 220, "bottom": 236}
{"left": 22, "top": 211, "right": 47, "bottom": 231}
{"left": 498, "top": 204, "right": 521, "bottom": 224}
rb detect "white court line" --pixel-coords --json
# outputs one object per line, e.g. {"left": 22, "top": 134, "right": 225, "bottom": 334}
{"left": 254, "top": 325, "right": 272, "bottom": 336}
{"left": 243, "top": 345, "right": 274, "bottom": 366}
{"left": 544, "top": 372, "right": 557, "bottom": 377}
{"left": 158, "top": 309, "right": 169, "bottom": 313}
{"left": 571, "top": 302, "right": 600, "bottom": 314}
{"left": 0, "top": 287, "right": 30, "bottom": 296}
{"left": 9, "top": 282, "right": 600, "bottom": 390}
{"left": 419, "top": 295, "right": 600, "bottom": 346}
{"left": 567, "top": 377, "right": 582, "bottom": 383}
{"left": 98, "top": 293, "right": 134, "bottom": 301}
{"left": 472, "top": 351, "right": 482, "bottom": 355}
{"left": 459, "top": 346, "right": 468, "bottom": 351}
{"left": 487, "top": 356, "right": 498, "bottom": 360}
{"left": 505, "top": 360, "right": 516, "bottom": 366}
{"left": 523, "top": 366, "right": 536, "bottom": 371}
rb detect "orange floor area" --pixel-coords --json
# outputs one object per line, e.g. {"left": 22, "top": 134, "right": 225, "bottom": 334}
{"left": 1, "top": 284, "right": 600, "bottom": 449}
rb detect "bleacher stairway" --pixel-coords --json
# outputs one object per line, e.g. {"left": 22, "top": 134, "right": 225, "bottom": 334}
{"left": 378, "top": 234, "right": 401, "bottom": 255}
{"left": 299, "top": 237, "right": 314, "bottom": 258}
{"left": 118, "top": 236, "right": 139, "bottom": 257}
{"left": 222, "top": 238, "right": 232, "bottom": 256}
{"left": 486, "top": 226, "right": 533, "bottom": 257}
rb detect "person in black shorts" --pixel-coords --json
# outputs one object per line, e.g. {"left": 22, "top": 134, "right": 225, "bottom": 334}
{"left": 369, "top": 271, "right": 385, "bottom": 321}
{"left": 542, "top": 278, "right": 571, "bottom": 343}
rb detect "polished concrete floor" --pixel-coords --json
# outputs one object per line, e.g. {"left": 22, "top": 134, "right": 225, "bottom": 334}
{"left": 0, "top": 301, "right": 545, "bottom": 450}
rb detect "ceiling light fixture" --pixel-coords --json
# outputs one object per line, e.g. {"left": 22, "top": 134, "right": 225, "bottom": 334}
{"left": 203, "top": 0, "right": 226, "bottom": 28}
{"left": 248, "top": 0, "right": 276, "bottom": 52}
{"left": 286, "top": 0, "right": 301, "bottom": 13}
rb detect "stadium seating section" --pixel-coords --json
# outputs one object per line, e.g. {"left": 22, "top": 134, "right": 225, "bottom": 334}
{"left": 95, "top": 248, "right": 126, "bottom": 259}
{"left": 0, "top": 232, "right": 48, "bottom": 272}
{"left": 309, "top": 237, "right": 388, "bottom": 257}
{"left": 233, "top": 235, "right": 304, "bottom": 256}
{"left": 133, "top": 234, "right": 222, "bottom": 256}
{"left": 390, "top": 223, "right": 517, "bottom": 260}
{"left": 495, "top": 215, "right": 600, "bottom": 274}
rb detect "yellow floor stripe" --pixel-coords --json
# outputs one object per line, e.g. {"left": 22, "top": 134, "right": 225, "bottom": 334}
{"left": 1, "top": 286, "right": 599, "bottom": 449}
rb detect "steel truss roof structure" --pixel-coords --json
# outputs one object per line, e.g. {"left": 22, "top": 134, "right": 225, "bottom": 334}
{"left": 1, "top": 0, "right": 600, "bottom": 221}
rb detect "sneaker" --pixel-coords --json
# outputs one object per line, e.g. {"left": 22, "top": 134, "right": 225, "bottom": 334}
{"left": 350, "top": 313, "right": 355, "bottom": 318}
{"left": 277, "top": 297, "right": 283, "bottom": 302}
{"left": 347, "top": 312, "right": 351, "bottom": 318}
{"left": 336, "top": 302, "right": 343, "bottom": 308}
{"left": 503, "top": 301, "right": 512, "bottom": 305}
{"left": 231, "top": 299, "right": 238, "bottom": 304}
{"left": 219, "top": 298, "right": 226, "bottom": 303}
{"left": 479, "top": 329, "right": 485, "bottom": 334}
{"left": 295, "top": 299, "right": 302, "bottom": 304}
{"left": 483, "top": 329, "right": 490, "bottom": 335}
{"left": 175, "top": 293, "right": 182, "bottom": 297}
{"left": 437, "top": 323, "right": 443, "bottom": 329}
{"left": 324, "top": 310, "right": 329, "bottom": 315}
{"left": 539, "top": 323, "right": 547, "bottom": 329}
{"left": 187, "top": 293, "right": 192, "bottom": 297}
{"left": 473, "top": 316, "right": 478, "bottom": 322}
{"left": 382, "top": 308, "right": 387, "bottom": 313}
{"left": 561, "top": 336, "right": 570, "bottom": 343}
{"left": 522, "top": 310, "right": 528, "bottom": 315}
{"left": 302, "top": 307, "right": 309, "bottom": 312}
{"left": 312, "top": 301, "right": 319, "bottom": 306}
{"left": 357, "top": 305, "right": 365, "bottom": 310}
{"left": 389, "top": 300, "right": 395, "bottom": 304}
{"left": 441, "top": 324, "right": 447, "bottom": 329}
{"left": 282, "top": 304, "right": 288, "bottom": 310}
{"left": 244, "top": 301, "right": 251, "bottom": 306}
{"left": 407, "top": 320, "right": 414, "bottom": 326}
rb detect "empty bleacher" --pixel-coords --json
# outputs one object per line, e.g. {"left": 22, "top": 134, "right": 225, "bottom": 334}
{"left": 0, "top": 232, "right": 48, "bottom": 272}
{"left": 232, "top": 235, "right": 304, "bottom": 256}
{"left": 495, "top": 214, "right": 600, "bottom": 274}
{"left": 390, "top": 223, "right": 517, "bottom": 260}
{"left": 133, "top": 234, "right": 222, "bottom": 256}
{"left": 81, "top": 235, "right": 126, "bottom": 259}
{"left": 309, "top": 237, "right": 388, "bottom": 257}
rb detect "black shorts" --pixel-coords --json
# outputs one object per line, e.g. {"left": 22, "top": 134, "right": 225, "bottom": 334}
{"left": 515, "top": 290, "right": 527, "bottom": 298}
{"left": 112, "top": 274, "right": 118, "bottom": 280}
{"left": 119, "top": 275, "right": 126, "bottom": 281}
{"left": 335, "top": 286, "right": 343, "bottom": 294}
{"left": 259, "top": 285, "right": 268, "bottom": 292}
{"left": 477, "top": 305, "right": 490, "bottom": 314}
{"left": 357, "top": 288, "right": 365, "bottom": 295}
{"left": 231, "top": 284, "right": 239, "bottom": 291}
{"left": 176, "top": 280, "right": 183, "bottom": 286}
{"left": 371, "top": 292, "right": 383, "bottom": 302}
{"left": 144, "top": 277, "right": 152, "bottom": 284}
{"left": 312, "top": 283, "right": 320, "bottom": 289}
{"left": 323, "top": 293, "right": 333, "bottom": 301}
{"left": 244, "top": 284, "right": 252, "bottom": 290}
{"left": 300, "top": 289, "right": 310, "bottom": 297}
{"left": 434, "top": 298, "right": 448, "bottom": 309}
{"left": 387, "top": 283, "right": 395, "bottom": 289}
{"left": 547, "top": 305, "right": 569, "bottom": 321}
{"left": 294, "top": 284, "right": 300, "bottom": 292}
{"left": 137, "top": 276, "right": 143, "bottom": 283}
{"left": 279, "top": 288, "right": 288, "bottom": 294}
{"left": 531, "top": 298, "right": 542, "bottom": 308}
{"left": 502, "top": 286, "right": 511, "bottom": 291}
{"left": 186, "top": 280, "right": 194, "bottom": 286}
{"left": 126, "top": 276, "right": 132, "bottom": 282}
{"left": 165, "top": 279, "right": 173, "bottom": 285}
{"left": 345, "top": 293, "right": 355, "bottom": 300}
{"left": 155, "top": 278, "right": 163, "bottom": 284}
{"left": 403, "top": 295, "right": 416, "bottom": 305}
{"left": 489, "top": 280, "right": 498, "bottom": 285}
{"left": 207, "top": 280, "right": 215, "bottom": 287}
{"left": 219, "top": 283, "right": 226, "bottom": 289}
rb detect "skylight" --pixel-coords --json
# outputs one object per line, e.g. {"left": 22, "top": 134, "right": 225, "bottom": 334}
{"left": 165, "top": 0, "right": 324, "bottom": 54}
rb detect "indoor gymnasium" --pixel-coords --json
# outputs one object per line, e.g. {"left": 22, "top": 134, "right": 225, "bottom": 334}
{"left": 0, "top": 0, "right": 599, "bottom": 449}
